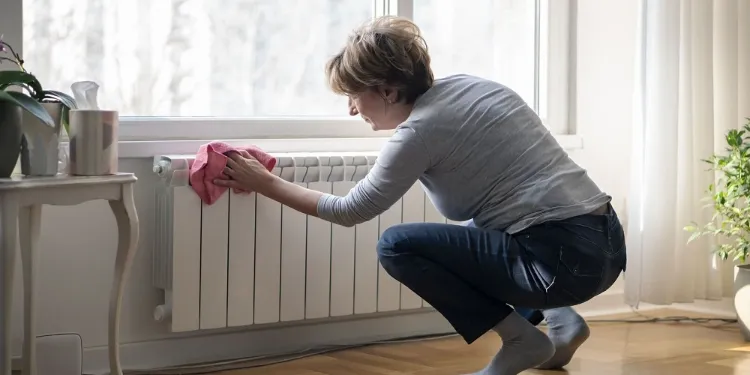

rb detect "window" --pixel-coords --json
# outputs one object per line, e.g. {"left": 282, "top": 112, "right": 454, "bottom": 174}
{"left": 411, "top": 0, "right": 575, "bottom": 133}
{"left": 8, "top": 0, "right": 574, "bottom": 141}
{"left": 22, "top": 0, "right": 373, "bottom": 118}
{"left": 415, "top": 0, "right": 538, "bottom": 111}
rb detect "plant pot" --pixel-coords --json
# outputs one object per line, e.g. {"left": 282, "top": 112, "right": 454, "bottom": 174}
{"left": 20, "top": 102, "right": 65, "bottom": 176}
{"left": 734, "top": 264, "right": 750, "bottom": 341}
{"left": 0, "top": 102, "right": 23, "bottom": 178}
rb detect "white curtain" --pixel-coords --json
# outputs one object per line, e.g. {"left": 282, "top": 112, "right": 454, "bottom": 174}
{"left": 625, "top": 0, "right": 750, "bottom": 307}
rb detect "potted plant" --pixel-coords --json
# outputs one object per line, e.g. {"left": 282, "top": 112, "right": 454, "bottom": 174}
{"left": 0, "top": 35, "right": 76, "bottom": 177}
{"left": 685, "top": 118, "right": 750, "bottom": 341}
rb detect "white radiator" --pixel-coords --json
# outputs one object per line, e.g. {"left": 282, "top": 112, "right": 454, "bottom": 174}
{"left": 151, "top": 152, "right": 455, "bottom": 332}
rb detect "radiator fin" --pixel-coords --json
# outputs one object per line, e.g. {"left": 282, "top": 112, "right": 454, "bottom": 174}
{"left": 330, "top": 181, "right": 357, "bottom": 317}
{"left": 171, "top": 186, "right": 201, "bottom": 332}
{"left": 305, "top": 179, "right": 333, "bottom": 319}
{"left": 280, "top": 184, "right": 307, "bottom": 322}
{"left": 254, "top": 194, "right": 283, "bottom": 324}
{"left": 227, "top": 191, "right": 256, "bottom": 327}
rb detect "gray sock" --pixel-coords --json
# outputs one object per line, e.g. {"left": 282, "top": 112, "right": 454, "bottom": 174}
{"left": 536, "top": 307, "right": 591, "bottom": 369}
{"left": 470, "top": 311, "right": 554, "bottom": 375}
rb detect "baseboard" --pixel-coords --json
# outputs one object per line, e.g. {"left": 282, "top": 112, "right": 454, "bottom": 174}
{"left": 622, "top": 298, "right": 736, "bottom": 318}
{"left": 82, "top": 309, "right": 455, "bottom": 375}
{"left": 670, "top": 298, "right": 736, "bottom": 318}
{"left": 78, "top": 292, "right": 632, "bottom": 375}
{"left": 573, "top": 290, "right": 637, "bottom": 317}
{"left": 571, "top": 291, "right": 738, "bottom": 319}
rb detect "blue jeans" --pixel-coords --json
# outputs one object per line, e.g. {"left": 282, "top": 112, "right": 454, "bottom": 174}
{"left": 376, "top": 203, "right": 626, "bottom": 344}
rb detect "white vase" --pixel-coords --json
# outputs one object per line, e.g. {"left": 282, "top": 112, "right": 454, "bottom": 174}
{"left": 20, "top": 102, "right": 65, "bottom": 176}
{"left": 734, "top": 264, "right": 750, "bottom": 341}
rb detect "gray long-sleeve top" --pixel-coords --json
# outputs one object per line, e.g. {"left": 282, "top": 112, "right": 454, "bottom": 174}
{"left": 317, "top": 74, "right": 610, "bottom": 233}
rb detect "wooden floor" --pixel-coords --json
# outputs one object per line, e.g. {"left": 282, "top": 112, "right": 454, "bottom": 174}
{"left": 211, "top": 310, "right": 750, "bottom": 375}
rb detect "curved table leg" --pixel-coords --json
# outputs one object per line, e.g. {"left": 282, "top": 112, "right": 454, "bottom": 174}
{"left": 0, "top": 196, "right": 18, "bottom": 375}
{"left": 19, "top": 204, "right": 42, "bottom": 375}
{"left": 107, "top": 183, "right": 139, "bottom": 375}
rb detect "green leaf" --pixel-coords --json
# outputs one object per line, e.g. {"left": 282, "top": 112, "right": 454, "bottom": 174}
{"left": 687, "top": 231, "right": 702, "bottom": 243}
{"left": 0, "top": 70, "right": 44, "bottom": 98}
{"left": 41, "top": 90, "right": 77, "bottom": 109}
{"left": 685, "top": 123, "right": 750, "bottom": 262}
{"left": 0, "top": 90, "right": 54, "bottom": 127}
{"left": 41, "top": 90, "right": 77, "bottom": 135}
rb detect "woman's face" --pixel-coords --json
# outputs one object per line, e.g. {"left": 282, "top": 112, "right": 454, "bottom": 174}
{"left": 348, "top": 87, "right": 409, "bottom": 131}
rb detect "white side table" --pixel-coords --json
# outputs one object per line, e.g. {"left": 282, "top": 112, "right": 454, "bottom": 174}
{"left": 0, "top": 173, "right": 139, "bottom": 375}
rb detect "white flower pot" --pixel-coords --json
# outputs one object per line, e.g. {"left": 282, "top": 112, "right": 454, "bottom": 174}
{"left": 735, "top": 264, "right": 750, "bottom": 341}
{"left": 20, "top": 102, "right": 65, "bottom": 176}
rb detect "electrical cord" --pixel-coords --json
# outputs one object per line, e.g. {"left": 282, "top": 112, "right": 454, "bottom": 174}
{"left": 118, "top": 310, "right": 739, "bottom": 375}
{"left": 587, "top": 315, "right": 738, "bottom": 324}
{"left": 587, "top": 307, "right": 738, "bottom": 326}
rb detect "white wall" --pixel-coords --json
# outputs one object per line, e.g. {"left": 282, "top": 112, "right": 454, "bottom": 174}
{"left": 6, "top": 0, "right": 640, "bottom": 372}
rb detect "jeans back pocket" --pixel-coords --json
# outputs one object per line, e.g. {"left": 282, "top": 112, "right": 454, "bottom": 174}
{"left": 605, "top": 210, "right": 627, "bottom": 270}
{"left": 559, "top": 243, "right": 605, "bottom": 278}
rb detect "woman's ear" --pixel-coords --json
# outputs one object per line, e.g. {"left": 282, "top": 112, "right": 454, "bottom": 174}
{"left": 348, "top": 96, "right": 359, "bottom": 116}
{"left": 378, "top": 86, "right": 399, "bottom": 104}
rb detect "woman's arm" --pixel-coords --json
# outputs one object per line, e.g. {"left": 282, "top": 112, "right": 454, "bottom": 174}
{"left": 315, "top": 128, "right": 432, "bottom": 227}
{"left": 257, "top": 176, "right": 323, "bottom": 217}
{"left": 218, "top": 127, "right": 432, "bottom": 227}
{"left": 217, "top": 155, "right": 324, "bottom": 217}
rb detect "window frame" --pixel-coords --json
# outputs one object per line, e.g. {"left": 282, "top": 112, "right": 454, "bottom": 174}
{"left": 6, "top": 0, "right": 577, "bottom": 147}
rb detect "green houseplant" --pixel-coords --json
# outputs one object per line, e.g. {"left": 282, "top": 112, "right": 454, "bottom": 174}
{"left": 0, "top": 34, "right": 76, "bottom": 177}
{"left": 685, "top": 118, "right": 750, "bottom": 341}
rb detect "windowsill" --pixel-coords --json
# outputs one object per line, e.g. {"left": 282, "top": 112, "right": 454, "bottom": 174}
{"left": 116, "top": 134, "right": 584, "bottom": 158}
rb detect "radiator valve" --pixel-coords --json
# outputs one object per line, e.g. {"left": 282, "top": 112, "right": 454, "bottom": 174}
{"left": 153, "top": 303, "right": 172, "bottom": 322}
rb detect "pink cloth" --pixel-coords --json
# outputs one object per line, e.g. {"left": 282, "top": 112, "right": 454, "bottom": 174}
{"left": 189, "top": 141, "right": 277, "bottom": 205}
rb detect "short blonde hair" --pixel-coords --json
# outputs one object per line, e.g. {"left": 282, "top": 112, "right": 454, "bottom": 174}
{"left": 326, "top": 16, "right": 434, "bottom": 104}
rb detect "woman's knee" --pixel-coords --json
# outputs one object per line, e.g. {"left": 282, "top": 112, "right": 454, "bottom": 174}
{"left": 378, "top": 224, "right": 424, "bottom": 282}
{"left": 377, "top": 224, "right": 419, "bottom": 267}
{"left": 377, "top": 222, "right": 451, "bottom": 270}
{"left": 378, "top": 224, "right": 408, "bottom": 255}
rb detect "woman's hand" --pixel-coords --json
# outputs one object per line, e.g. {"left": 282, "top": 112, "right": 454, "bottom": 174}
{"left": 215, "top": 151, "right": 324, "bottom": 217}
{"left": 214, "top": 151, "right": 275, "bottom": 193}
